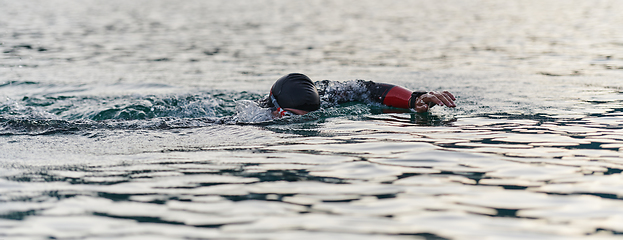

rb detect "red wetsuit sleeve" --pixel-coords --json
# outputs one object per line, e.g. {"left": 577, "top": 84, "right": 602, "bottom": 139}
{"left": 366, "top": 82, "right": 414, "bottom": 109}
{"left": 382, "top": 86, "right": 413, "bottom": 109}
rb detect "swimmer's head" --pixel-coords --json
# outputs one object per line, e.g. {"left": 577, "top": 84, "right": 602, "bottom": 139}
{"left": 270, "top": 73, "right": 320, "bottom": 115}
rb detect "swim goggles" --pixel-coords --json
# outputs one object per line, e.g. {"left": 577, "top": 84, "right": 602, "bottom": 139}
{"left": 270, "top": 94, "right": 295, "bottom": 117}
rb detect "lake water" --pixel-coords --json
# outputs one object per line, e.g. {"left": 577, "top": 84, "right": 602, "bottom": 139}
{"left": 2, "top": 0, "right": 623, "bottom": 239}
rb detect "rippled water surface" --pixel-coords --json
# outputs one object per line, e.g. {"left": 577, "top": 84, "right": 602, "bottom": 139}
{"left": 2, "top": 0, "right": 623, "bottom": 239}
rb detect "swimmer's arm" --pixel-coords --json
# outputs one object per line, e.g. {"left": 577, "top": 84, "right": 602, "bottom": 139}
{"left": 364, "top": 81, "right": 456, "bottom": 112}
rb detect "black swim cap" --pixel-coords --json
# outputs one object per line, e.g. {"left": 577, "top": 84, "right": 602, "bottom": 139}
{"left": 270, "top": 73, "right": 320, "bottom": 112}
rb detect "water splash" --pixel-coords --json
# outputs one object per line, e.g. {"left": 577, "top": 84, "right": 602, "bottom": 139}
{"left": 234, "top": 100, "right": 273, "bottom": 123}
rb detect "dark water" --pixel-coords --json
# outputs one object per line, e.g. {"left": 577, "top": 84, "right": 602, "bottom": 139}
{"left": 2, "top": 0, "right": 623, "bottom": 239}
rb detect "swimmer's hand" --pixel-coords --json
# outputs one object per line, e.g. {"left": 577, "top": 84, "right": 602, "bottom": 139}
{"left": 414, "top": 91, "right": 456, "bottom": 113}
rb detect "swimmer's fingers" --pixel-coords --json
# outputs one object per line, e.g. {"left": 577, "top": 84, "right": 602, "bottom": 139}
{"left": 440, "top": 92, "right": 456, "bottom": 107}
{"left": 415, "top": 91, "right": 456, "bottom": 112}
{"left": 442, "top": 91, "right": 456, "bottom": 101}
{"left": 422, "top": 93, "right": 444, "bottom": 107}
{"left": 429, "top": 91, "right": 456, "bottom": 108}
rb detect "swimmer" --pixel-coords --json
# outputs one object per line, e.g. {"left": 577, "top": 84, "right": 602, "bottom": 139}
{"left": 260, "top": 73, "right": 456, "bottom": 118}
